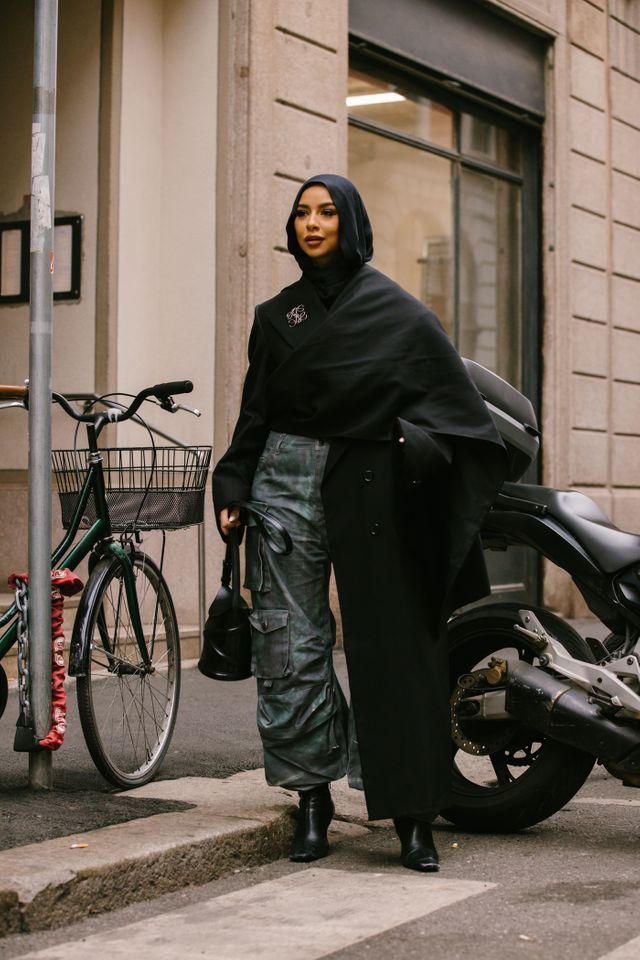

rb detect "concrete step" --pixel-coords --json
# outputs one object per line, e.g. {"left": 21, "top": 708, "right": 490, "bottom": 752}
{"left": 0, "top": 770, "right": 300, "bottom": 937}
{"left": 0, "top": 772, "right": 374, "bottom": 938}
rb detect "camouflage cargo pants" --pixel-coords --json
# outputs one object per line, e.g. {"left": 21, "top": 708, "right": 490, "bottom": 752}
{"left": 246, "top": 432, "right": 362, "bottom": 791}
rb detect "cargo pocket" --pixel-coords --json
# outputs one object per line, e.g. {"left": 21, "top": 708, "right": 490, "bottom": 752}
{"left": 257, "top": 681, "right": 348, "bottom": 784}
{"left": 248, "top": 608, "right": 290, "bottom": 678}
{"left": 257, "top": 681, "right": 339, "bottom": 745}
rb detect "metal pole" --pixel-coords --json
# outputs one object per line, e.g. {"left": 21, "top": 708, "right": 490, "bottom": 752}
{"left": 28, "top": 0, "right": 58, "bottom": 790}
{"left": 198, "top": 524, "right": 206, "bottom": 651}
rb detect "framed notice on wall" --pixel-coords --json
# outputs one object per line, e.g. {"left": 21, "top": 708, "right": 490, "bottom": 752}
{"left": 0, "top": 214, "right": 82, "bottom": 304}
{"left": 0, "top": 222, "right": 29, "bottom": 303}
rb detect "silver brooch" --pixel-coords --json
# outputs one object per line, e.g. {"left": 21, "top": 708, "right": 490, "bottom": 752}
{"left": 286, "top": 304, "right": 307, "bottom": 327}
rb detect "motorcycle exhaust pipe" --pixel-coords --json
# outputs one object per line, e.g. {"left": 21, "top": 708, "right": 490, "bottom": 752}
{"left": 504, "top": 660, "right": 640, "bottom": 772}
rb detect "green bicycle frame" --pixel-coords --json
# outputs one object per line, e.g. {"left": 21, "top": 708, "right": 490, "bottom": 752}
{"left": 0, "top": 433, "right": 149, "bottom": 667}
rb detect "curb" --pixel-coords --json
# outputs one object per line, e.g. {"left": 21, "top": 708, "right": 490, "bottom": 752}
{"left": 0, "top": 771, "right": 297, "bottom": 937}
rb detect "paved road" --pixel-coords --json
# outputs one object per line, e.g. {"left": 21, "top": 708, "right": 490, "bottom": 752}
{"left": 4, "top": 628, "right": 640, "bottom": 959}
{"left": 0, "top": 659, "right": 265, "bottom": 793}
{"left": 2, "top": 762, "right": 640, "bottom": 960}
{"left": 0, "top": 657, "right": 266, "bottom": 847}
{"left": 0, "top": 655, "right": 344, "bottom": 846}
{"left": 0, "top": 622, "right": 605, "bottom": 793}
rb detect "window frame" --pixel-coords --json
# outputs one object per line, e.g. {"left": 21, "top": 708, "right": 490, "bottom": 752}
{"left": 348, "top": 49, "right": 543, "bottom": 601}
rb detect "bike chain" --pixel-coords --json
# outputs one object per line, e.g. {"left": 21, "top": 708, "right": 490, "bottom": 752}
{"left": 14, "top": 577, "right": 31, "bottom": 727}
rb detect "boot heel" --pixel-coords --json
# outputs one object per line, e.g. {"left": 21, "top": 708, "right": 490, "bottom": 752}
{"left": 289, "top": 785, "right": 334, "bottom": 863}
{"left": 393, "top": 816, "right": 440, "bottom": 873}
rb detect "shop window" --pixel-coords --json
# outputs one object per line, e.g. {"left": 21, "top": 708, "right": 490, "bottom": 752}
{"left": 347, "top": 67, "right": 531, "bottom": 391}
{"left": 348, "top": 64, "right": 541, "bottom": 602}
{"left": 347, "top": 70, "right": 454, "bottom": 149}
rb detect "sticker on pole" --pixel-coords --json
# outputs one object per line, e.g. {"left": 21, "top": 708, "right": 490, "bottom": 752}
{"left": 31, "top": 175, "right": 51, "bottom": 253}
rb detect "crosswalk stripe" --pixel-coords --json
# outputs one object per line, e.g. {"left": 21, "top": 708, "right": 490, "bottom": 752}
{"left": 596, "top": 934, "right": 640, "bottom": 959}
{"left": 18, "top": 868, "right": 495, "bottom": 960}
{"left": 572, "top": 798, "right": 640, "bottom": 807}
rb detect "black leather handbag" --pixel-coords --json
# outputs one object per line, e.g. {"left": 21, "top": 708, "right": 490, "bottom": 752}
{"left": 198, "top": 501, "right": 293, "bottom": 681}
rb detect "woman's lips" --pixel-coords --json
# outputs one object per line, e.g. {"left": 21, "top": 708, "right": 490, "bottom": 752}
{"left": 305, "top": 236, "right": 323, "bottom": 245}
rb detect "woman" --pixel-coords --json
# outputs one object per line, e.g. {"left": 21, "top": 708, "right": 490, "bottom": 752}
{"left": 213, "top": 174, "right": 507, "bottom": 872}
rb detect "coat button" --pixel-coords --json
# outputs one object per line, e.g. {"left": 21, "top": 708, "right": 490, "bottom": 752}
{"left": 370, "top": 522, "right": 381, "bottom": 536}
{"left": 364, "top": 469, "right": 374, "bottom": 482}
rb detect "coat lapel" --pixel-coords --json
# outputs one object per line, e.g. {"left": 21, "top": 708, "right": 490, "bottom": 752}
{"left": 262, "top": 276, "right": 327, "bottom": 351}
{"left": 262, "top": 265, "right": 365, "bottom": 355}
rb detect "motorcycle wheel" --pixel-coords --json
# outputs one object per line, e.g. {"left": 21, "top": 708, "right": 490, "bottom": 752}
{"left": 441, "top": 602, "right": 596, "bottom": 832}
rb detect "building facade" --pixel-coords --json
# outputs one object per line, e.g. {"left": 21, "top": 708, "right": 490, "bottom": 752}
{"left": 1, "top": 0, "right": 639, "bottom": 647}
{"left": 217, "top": 0, "right": 640, "bottom": 617}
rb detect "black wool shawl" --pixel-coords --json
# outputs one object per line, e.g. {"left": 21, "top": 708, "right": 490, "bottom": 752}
{"left": 213, "top": 263, "right": 507, "bottom": 619}
{"left": 213, "top": 264, "right": 509, "bottom": 820}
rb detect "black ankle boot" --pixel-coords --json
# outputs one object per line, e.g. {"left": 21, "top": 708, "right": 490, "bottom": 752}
{"left": 393, "top": 816, "right": 440, "bottom": 873}
{"left": 289, "top": 784, "right": 334, "bottom": 863}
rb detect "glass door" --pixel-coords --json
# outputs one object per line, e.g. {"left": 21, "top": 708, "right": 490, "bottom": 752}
{"left": 349, "top": 126, "right": 455, "bottom": 334}
{"left": 348, "top": 66, "right": 540, "bottom": 602}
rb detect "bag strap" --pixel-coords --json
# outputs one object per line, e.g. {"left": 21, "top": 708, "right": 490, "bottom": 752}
{"left": 217, "top": 528, "right": 244, "bottom": 619}
{"left": 229, "top": 527, "right": 243, "bottom": 612}
{"left": 222, "top": 505, "right": 293, "bottom": 619}
{"left": 221, "top": 542, "right": 233, "bottom": 589}
{"left": 230, "top": 499, "right": 293, "bottom": 556}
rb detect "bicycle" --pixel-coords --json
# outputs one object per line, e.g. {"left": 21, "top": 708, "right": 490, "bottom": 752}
{"left": 0, "top": 380, "right": 211, "bottom": 788}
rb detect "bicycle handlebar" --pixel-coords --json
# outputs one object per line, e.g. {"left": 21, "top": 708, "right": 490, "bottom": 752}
{"left": 0, "top": 385, "right": 28, "bottom": 400}
{"left": 150, "top": 380, "right": 193, "bottom": 400}
{"left": 53, "top": 379, "right": 195, "bottom": 426}
{"left": 0, "top": 379, "right": 195, "bottom": 434}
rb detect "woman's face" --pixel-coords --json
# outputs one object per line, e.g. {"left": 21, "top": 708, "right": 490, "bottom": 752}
{"left": 293, "top": 185, "right": 340, "bottom": 267}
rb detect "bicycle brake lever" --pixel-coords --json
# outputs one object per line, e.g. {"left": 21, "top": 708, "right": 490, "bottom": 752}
{"left": 174, "top": 403, "right": 201, "bottom": 417}
{"left": 156, "top": 396, "right": 200, "bottom": 416}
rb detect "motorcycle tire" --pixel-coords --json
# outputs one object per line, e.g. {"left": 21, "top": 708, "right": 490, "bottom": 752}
{"left": 441, "top": 602, "right": 597, "bottom": 833}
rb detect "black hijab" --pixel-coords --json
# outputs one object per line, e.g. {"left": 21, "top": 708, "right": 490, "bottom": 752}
{"left": 285, "top": 174, "right": 374, "bottom": 305}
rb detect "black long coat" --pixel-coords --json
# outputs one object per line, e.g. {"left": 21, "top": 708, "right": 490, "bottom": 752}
{"left": 213, "top": 265, "right": 507, "bottom": 820}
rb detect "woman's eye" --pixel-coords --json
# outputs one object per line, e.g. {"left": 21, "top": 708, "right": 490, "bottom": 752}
{"left": 323, "top": 209, "right": 337, "bottom": 217}
{"left": 295, "top": 209, "right": 307, "bottom": 218}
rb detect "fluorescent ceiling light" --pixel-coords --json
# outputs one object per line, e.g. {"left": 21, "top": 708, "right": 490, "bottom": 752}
{"left": 346, "top": 92, "right": 406, "bottom": 107}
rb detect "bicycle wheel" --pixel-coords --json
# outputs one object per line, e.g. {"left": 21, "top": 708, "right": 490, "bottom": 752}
{"left": 76, "top": 551, "right": 181, "bottom": 788}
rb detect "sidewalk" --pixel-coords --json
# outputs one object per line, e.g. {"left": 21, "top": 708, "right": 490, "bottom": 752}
{"left": 0, "top": 622, "right": 607, "bottom": 939}
{"left": 0, "top": 770, "right": 373, "bottom": 937}
{"left": 0, "top": 651, "right": 372, "bottom": 938}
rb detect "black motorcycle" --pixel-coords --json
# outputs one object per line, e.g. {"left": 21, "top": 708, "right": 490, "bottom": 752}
{"left": 443, "top": 360, "right": 640, "bottom": 831}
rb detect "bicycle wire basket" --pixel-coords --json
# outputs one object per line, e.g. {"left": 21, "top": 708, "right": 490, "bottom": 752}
{"left": 52, "top": 446, "right": 212, "bottom": 532}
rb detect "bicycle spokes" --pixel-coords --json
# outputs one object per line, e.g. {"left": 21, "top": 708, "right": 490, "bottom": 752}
{"left": 76, "top": 553, "right": 180, "bottom": 787}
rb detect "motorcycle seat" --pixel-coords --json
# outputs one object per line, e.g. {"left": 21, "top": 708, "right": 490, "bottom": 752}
{"left": 501, "top": 482, "right": 640, "bottom": 574}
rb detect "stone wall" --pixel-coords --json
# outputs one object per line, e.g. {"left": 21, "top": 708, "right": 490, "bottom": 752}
{"left": 3, "top": 1, "right": 637, "bottom": 626}
{"left": 546, "top": 0, "right": 639, "bottom": 613}
{"left": 489, "top": 1, "right": 640, "bottom": 615}
{"left": 214, "top": 0, "right": 348, "bottom": 463}
{"left": 216, "top": 0, "right": 640, "bottom": 617}
{"left": 213, "top": 0, "right": 349, "bottom": 584}
{"left": 0, "top": 0, "right": 102, "bottom": 591}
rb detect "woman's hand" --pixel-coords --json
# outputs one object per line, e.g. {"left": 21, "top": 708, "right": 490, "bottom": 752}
{"left": 220, "top": 507, "right": 242, "bottom": 536}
